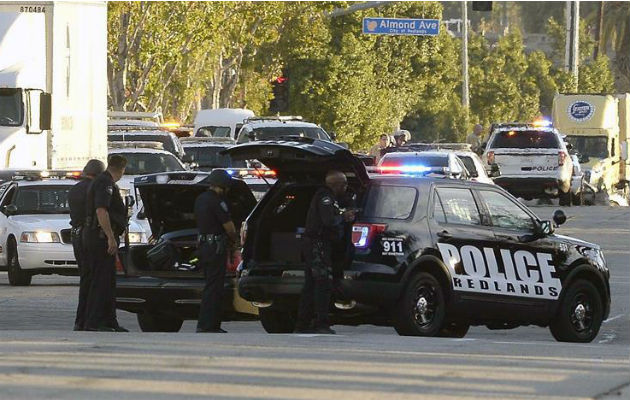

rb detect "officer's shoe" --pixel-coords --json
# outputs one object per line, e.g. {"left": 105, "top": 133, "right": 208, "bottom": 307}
{"left": 314, "top": 326, "right": 336, "bottom": 335}
{"left": 85, "top": 326, "right": 116, "bottom": 332}
{"left": 196, "top": 328, "right": 227, "bottom": 333}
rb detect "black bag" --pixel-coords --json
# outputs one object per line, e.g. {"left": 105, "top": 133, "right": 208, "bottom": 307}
{"left": 146, "top": 240, "right": 180, "bottom": 270}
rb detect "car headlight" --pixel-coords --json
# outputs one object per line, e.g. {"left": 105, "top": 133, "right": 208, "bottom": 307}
{"left": 128, "top": 232, "right": 147, "bottom": 244}
{"left": 20, "top": 231, "right": 61, "bottom": 243}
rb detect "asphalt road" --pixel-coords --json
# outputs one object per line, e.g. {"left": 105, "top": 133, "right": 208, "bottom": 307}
{"left": 0, "top": 206, "right": 628, "bottom": 399}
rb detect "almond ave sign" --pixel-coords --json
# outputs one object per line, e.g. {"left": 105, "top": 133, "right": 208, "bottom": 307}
{"left": 362, "top": 17, "right": 440, "bottom": 36}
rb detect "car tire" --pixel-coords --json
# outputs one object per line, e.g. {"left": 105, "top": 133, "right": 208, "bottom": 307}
{"left": 559, "top": 190, "right": 572, "bottom": 206}
{"left": 7, "top": 239, "right": 32, "bottom": 286}
{"left": 137, "top": 312, "right": 183, "bottom": 332}
{"left": 438, "top": 322, "right": 470, "bottom": 338}
{"left": 549, "top": 279, "right": 603, "bottom": 343}
{"left": 259, "top": 307, "right": 296, "bottom": 333}
{"left": 394, "top": 272, "right": 446, "bottom": 337}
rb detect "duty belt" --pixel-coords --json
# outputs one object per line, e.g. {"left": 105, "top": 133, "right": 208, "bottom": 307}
{"left": 198, "top": 233, "right": 225, "bottom": 243}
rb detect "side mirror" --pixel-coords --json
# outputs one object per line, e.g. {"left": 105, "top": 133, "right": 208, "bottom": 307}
{"left": 329, "top": 131, "right": 337, "bottom": 141}
{"left": 5, "top": 204, "right": 17, "bottom": 215}
{"left": 125, "top": 195, "right": 135, "bottom": 208}
{"left": 553, "top": 209, "right": 567, "bottom": 226}
{"left": 247, "top": 131, "right": 256, "bottom": 140}
{"left": 488, "top": 163, "right": 501, "bottom": 178}
{"left": 565, "top": 142, "right": 573, "bottom": 151}
{"left": 26, "top": 90, "right": 42, "bottom": 134}
{"left": 137, "top": 208, "right": 146, "bottom": 220}
{"left": 248, "top": 160, "right": 262, "bottom": 169}
{"left": 181, "top": 154, "right": 193, "bottom": 163}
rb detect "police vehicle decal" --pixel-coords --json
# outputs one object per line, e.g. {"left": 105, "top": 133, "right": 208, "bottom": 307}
{"left": 381, "top": 237, "right": 404, "bottom": 256}
{"left": 437, "top": 243, "right": 562, "bottom": 300}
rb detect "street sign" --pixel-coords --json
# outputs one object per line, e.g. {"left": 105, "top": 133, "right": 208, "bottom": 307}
{"left": 362, "top": 17, "right": 440, "bottom": 36}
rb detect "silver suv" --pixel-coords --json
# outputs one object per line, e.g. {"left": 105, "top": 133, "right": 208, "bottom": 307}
{"left": 235, "top": 116, "right": 332, "bottom": 144}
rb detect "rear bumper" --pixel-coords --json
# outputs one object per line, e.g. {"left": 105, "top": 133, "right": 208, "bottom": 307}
{"left": 494, "top": 177, "right": 568, "bottom": 197}
{"left": 115, "top": 276, "right": 257, "bottom": 321}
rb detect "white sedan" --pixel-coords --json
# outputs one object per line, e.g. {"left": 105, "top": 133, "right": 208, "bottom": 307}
{"left": 0, "top": 176, "right": 146, "bottom": 286}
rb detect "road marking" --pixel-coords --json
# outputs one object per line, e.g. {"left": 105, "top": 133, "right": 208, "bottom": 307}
{"left": 603, "top": 314, "right": 626, "bottom": 324}
{"left": 598, "top": 332, "right": 616, "bottom": 344}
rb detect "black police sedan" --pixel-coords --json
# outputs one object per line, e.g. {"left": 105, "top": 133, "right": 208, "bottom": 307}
{"left": 114, "top": 171, "right": 259, "bottom": 332}
{"left": 225, "top": 138, "right": 610, "bottom": 342}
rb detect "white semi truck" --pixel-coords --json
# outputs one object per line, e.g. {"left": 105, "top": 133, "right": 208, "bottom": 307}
{"left": 0, "top": 1, "right": 107, "bottom": 170}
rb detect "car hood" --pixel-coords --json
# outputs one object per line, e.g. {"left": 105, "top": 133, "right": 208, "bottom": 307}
{"left": 133, "top": 172, "right": 255, "bottom": 237}
{"left": 9, "top": 214, "right": 71, "bottom": 231}
{"left": 222, "top": 138, "right": 370, "bottom": 186}
{"left": 553, "top": 233, "right": 600, "bottom": 251}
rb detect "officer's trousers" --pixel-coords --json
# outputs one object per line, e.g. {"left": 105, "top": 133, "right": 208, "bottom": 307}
{"left": 297, "top": 238, "right": 332, "bottom": 329}
{"left": 71, "top": 228, "right": 91, "bottom": 329}
{"left": 85, "top": 230, "right": 118, "bottom": 329}
{"left": 197, "top": 241, "right": 227, "bottom": 331}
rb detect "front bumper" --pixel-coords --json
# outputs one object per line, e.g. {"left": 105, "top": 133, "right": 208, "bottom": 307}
{"left": 17, "top": 242, "right": 77, "bottom": 271}
{"left": 115, "top": 276, "right": 258, "bottom": 321}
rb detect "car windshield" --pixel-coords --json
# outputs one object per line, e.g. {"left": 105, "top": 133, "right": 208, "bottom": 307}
{"left": 565, "top": 136, "right": 608, "bottom": 159}
{"left": 237, "top": 126, "right": 331, "bottom": 143}
{"left": 0, "top": 88, "right": 23, "bottom": 127}
{"left": 195, "top": 126, "right": 232, "bottom": 138}
{"left": 183, "top": 146, "right": 246, "bottom": 170}
{"left": 120, "top": 153, "right": 185, "bottom": 175}
{"left": 108, "top": 134, "right": 176, "bottom": 154}
{"left": 13, "top": 186, "right": 72, "bottom": 214}
{"left": 490, "top": 130, "right": 559, "bottom": 149}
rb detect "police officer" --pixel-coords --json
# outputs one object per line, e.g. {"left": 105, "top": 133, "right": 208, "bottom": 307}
{"left": 84, "top": 155, "right": 129, "bottom": 332}
{"left": 68, "top": 159, "right": 105, "bottom": 331}
{"left": 195, "top": 169, "right": 239, "bottom": 333}
{"left": 295, "top": 170, "right": 356, "bottom": 334}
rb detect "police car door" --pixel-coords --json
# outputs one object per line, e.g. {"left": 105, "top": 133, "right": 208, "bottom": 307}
{"left": 475, "top": 189, "right": 562, "bottom": 303}
{"left": 430, "top": 185, "right": 496, "bottom": 298}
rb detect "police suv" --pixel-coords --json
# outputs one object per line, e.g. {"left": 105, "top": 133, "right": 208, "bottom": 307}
{"left": 0, "top": 171, "right": 146, "bottom": 286}
{"left": 226, "top": 138, "right": 610, "bottom": 342}
{"left": 482, "top": 122, "right": 574, "bottom": 205}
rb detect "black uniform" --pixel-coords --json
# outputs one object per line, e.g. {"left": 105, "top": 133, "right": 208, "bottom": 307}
{"left": 297, "top": 187, "right": 346, "bottom": 330}
{"left": 195, "top": 190, "right": 232, "bottom": 331}
{"left": 68, "top": 178, "right": 92, "bottom": 329}
{"left": 84, "top": 171, "right": 127, "bottom": 330}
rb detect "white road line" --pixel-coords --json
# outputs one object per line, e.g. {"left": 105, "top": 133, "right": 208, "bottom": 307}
{"left": 598, "top": 332, "right": 617, "bottom": 344}
{"left": 603, "top": 314, "right": 627, "bottom": 324}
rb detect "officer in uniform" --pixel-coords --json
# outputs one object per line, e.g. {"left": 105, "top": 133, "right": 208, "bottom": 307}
{"left": 195, "top": 169, "right": 239, "bottom": 333}
{"left": 68, "top": 159, "right": 105, "bottom": 331}
{"left": 295, "top": 170, "right": 356, "bottom": 334}
{"left": 84, "top": 155, "right": 129, "bottom": 332}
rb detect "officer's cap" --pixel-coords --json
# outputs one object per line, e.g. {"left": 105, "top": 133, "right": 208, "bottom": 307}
{"left": 82, "top": 159, "right": 106, "bottom": 177}
{"left": 207, "top": 169, "right": 232, "bottom": 188}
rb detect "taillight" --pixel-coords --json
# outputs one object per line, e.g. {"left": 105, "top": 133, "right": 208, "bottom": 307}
{"left": 487, "top": 151, "right": 495, "bottom": 165}
{"left": 240, "top": 221, "right": 248, "bottom": 246}
{"left": 558, "top": 151, "right": 567, "bottom": 166}
{"left": 352, "top": 223, "right": 387, "bottom": 249}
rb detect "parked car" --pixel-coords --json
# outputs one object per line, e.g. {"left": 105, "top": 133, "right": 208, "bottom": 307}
{"left": 236, "top": 116, "right": 332, "bottom": 144}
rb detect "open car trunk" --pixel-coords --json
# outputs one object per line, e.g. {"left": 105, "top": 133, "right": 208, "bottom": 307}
{"left": 120, "top": 172, "right": 256, "bottom": 278}
{"left": 224, "top": 139, "right": 369, "bottom": 269}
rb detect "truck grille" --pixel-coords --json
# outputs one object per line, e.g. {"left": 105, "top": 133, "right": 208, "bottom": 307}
{"left": 60, "top": 229, "right": 72, "bottom": 244}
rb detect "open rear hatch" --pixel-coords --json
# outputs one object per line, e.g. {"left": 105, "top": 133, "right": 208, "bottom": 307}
{"left": 222, "top": 138, "right": 370, "bottom": 186}
{"left": 121, "top": 171, "right": 255, "bottom": 278}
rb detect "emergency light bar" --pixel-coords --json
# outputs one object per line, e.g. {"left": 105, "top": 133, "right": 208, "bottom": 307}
{"left": 0, "top": 170, "right": 84, "bottom": 183}
{"left": 180, "top": 137, "right": 235, "bottom": 145}
{"left": 108, "top": 141, "right": 164, "bottom": 150}
{"left": 108, "top": 111, "right": 164, "bottom": 123}
{"left": 378, "top": 165, "right": 448, "bottom": 175}
{"left": 225, "top": 168, "right": 277, "bottom": 179}
{"left": 244, "top": 115, "right": 304, "bottom": 123}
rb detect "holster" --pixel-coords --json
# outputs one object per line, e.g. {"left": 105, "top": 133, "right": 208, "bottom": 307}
{"left": 198, "top": 234, "right": 227, "bottom": 255}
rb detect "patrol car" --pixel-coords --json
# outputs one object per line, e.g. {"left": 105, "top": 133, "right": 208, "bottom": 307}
{"left": 482, "top": 122, "right": 574, "bottom": 205}
{"left": 226, "top": 138, "right": 610, "bottom": 342}
{"left": 236, "top": 116, "right": 333, "bottom": 144}
{"left": 114, "top": 171, "right": 260, "bottom": 332}
{"left": 0, "top": 172, "right": 146, "bottom": 286}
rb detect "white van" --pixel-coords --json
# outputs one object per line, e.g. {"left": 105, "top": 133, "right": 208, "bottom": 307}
{"left": 193, "top": 108, "right": 255, "bottom": 139}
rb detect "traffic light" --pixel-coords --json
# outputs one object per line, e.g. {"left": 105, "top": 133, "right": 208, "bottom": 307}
{"left": 269, "top": 76, "right": 289, "bottom": 113}
{"left": 472, "top": 2, "right": 492, "bottom": 11}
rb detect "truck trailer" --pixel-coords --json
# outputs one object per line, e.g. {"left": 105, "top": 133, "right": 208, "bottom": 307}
{"left": 0, "top": 1, "right": 107, "bottom": 170}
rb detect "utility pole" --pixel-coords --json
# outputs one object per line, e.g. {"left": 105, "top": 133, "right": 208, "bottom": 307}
{"left": 462, "top": 1, "right": 469, "bottom": 114}
{"left": 565, "top": 1, "right": 580, "bottom": 90}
